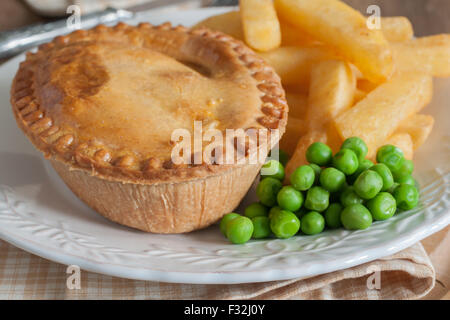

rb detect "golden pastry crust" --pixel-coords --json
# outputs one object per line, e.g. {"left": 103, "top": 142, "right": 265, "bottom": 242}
{"left": 10, "top": 22, "right": 287, "bottom": 184}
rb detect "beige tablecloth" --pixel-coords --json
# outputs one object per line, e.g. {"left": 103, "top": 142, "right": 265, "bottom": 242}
{"left": 0, "top": 226, "right": 448, "bottom": 299}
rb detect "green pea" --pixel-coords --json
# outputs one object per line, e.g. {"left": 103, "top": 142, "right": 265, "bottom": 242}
{"left": 277, "top": 186, "right": 304, "bottom": 212}
{"left": 340, "top": 186, "right": 364, "bottom": 207}
{"left": 366, "top": 192, "right": 397, "bottom": 221}
{"left": 220, "top": 213, "right": 240, "bottom": 236}
{"left": 305, "top": 186, "right": 330, "bottom": 212}
{"left": 306, "top": 142, "right": 332, "bottom": 166}
{"left": 261, "top": 160, "right": 285, "bottom": 181}
{"left": 225, "top": 216, "right": 254, "bottom": 244}
{"left": 319, "top": 167, "right": 346, "bottom": 192}
{"left": 324, "top": 203, "right": 343, "bottom": 229}
{"left": 369, "top": 163, "right": 394, "bottom": 191}
{"left": 393, "top": 184, "right": 419, "bottom": 210}
{"left": 395, "top": 173, "right": 416, "bottom": 186}
{"left": 340, "top": 204, "right": 373, "bottom": 230}
{"left": 309, "top": 163, "right": 322, "bottom": 185}
{"left": 376, "top": 144, "right": 405, "bottom": 173}
{"left": 332, "top": 149, "right": 359, "bottom": 175}
{"left": 354, "top": 170, "right": 383, "bottom": 200}
{"left": 290, "top": 165, "right": 315, "bottom": 191}
{"left": 270, "top": 210, "right": 301, "bottom": 239}
{"left": 403, "top": 159, "right": 414, "bottom": 173}
{"left": 251, "top": 216, "right": 271, "bottom": 239}
{"left": 256, "top": 177, "right": 282, "bottom": 207}
{"left": 341, "top": 137, "right": 368, "bottom": 162}
{"left": 301, "top": 211, "right": 325, "bottom": 235}
{"left": 268, "top": 206, "right": 282, "bottom": 219}
{"left": 244, "top": 202, "right": 269, "bottom": 219}
{"left": 393, "top": 159, "right": 414, "bottom": 178}
{"left": 387, "top": 182, "right": 400, "bottom": 194}
{"left": 348, "top": 158, "right": 374, "bottom": 184}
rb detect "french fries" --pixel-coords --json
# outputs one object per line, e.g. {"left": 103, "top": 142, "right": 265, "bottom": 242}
{"left": 240, "top": 0, "right": 281, "bottom": 52}
{"left": 280, "top": 117, "right": 307, "bottom": 155}
{"left": 192, "top": 10, "right": 243, "bottom": 40}
{"left": 334, "top": 73, "right": 433, "bottom": 157}
{"left": 381, "top": 17, "right": 414, "bottom": 42}
{"left": 259, "top": 46, "right": 337, "bottom": 87}
{"left": 285, "top": 60, "right": 354, "bottom": 175}
{"left": 397, "top": 114, "right": 435, "bottom": 150}
{"left": 274, "top": 0, "right": 394, "bottom": 83}
{"left": 286, "top": 92, "right": 308, "bottom": 119}
{"left": 391, "top": 35, "right": 450, "bottom": 77}
{"left": 306, "top": 60, "right": 356, "bottom": 128}
{"left": 281, "top": 93, "right": 308, "bottom": 154}
{"left": 194, "top": 0, "right": 445, "bottom": 170}
{"left": 195, "top": 11, "right": 413, "bottom": 45}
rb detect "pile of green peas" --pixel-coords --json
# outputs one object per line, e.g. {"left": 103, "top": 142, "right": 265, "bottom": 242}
{"left": 220, "top": 137, "right": 420, "bottom": 244}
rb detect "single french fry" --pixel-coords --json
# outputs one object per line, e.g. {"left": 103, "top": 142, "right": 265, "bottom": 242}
{"left": 259, "top": 46, "right": 337, "bottom": 87}
{"left": 384, "top": 133, "right": 414, "bottom": 160}
{"left": 274, "top": 0, "right": 393, "bottom": 83}
{"left": 334, "top": 73, "right": 433, "bottom": 156}
{"left": 280, "top": 20, "right": 320, "bottom": 46}
{"left": 240, "top": 0, "right": 281, "bottom": 52}
{"left": 350, "top": 64, "right": 364, "bottom": 80}
{"left": 280, "top": 17, "right": 412, "bottom": 46}
{"left": 284, "top": 130, "right": 328, "bottom": 180}
{"left": 306, "top": 60, "right": 356, "bottom": 129}
{"left": 391, "top": 34, "right": 450, "bottom": 77}
{"left": 326, "top": 123, "right": 344, "bottom": 152}
{"left": 192, "top": 10, "right": 244, "bottom": 40}
{"left": 280, "top": 117, "right": 307, "bottom": 155}
{"left": 397, "top": 114, "right": 435, "bottom": 150}
{"left": 286, "top": 92, "right": 308, "bottom": 119}
{"left": 381, "top": 17, "right": 414, "bottom": 42}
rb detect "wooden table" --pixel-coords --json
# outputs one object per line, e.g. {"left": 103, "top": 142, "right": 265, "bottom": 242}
{"left": 0, "top": 0, "right": 448, "bottom": 300}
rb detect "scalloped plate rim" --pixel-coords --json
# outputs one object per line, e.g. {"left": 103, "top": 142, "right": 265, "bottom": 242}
{"left": 0, "top": 210, "right": 448, "bottom": 284}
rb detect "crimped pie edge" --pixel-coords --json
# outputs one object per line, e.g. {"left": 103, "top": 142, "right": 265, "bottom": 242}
{"left": 10, "top": 22, "right": 288, "bottom": 185}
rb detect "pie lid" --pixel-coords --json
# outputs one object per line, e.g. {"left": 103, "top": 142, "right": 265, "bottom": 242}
{"left": 10, "top": 22, "right": 287, "bottom": 184}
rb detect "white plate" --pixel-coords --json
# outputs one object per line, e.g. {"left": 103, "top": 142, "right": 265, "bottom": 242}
{"left": 0, "top": 8, "right": 449, "bottom": 284}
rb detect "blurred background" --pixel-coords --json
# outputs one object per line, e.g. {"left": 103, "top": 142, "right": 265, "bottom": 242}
{"left": 0, "top": 0, "right": 449, "bottom": 35}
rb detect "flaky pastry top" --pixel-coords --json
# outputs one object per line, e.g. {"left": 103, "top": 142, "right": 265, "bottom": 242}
{"left": 11, "top": 22, "right": 287, "bottom": 184}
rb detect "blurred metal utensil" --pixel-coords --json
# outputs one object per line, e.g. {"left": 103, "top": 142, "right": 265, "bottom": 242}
{"left": 0, "top": 0, "right": 196, "bottom": 59}
{"left": 209, "top": 0, "right": 238, "bottom": 6}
